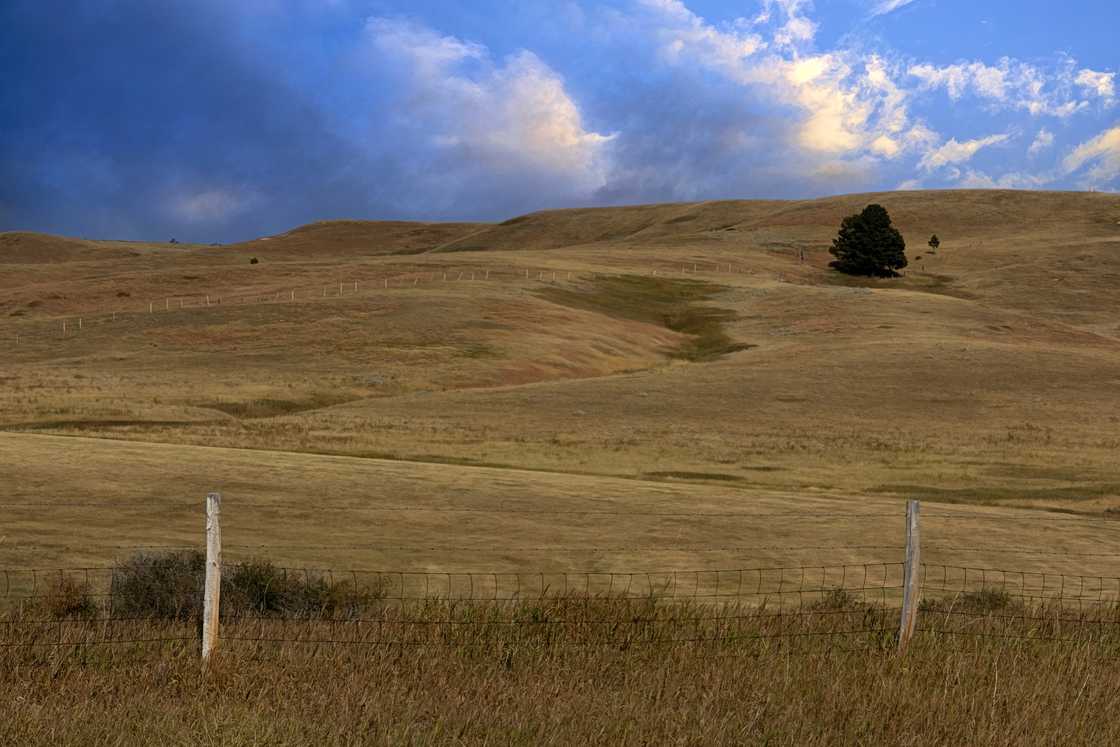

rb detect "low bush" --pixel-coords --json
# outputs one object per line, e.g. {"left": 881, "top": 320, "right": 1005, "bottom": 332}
{"left": 223, "top": 561, "right": 379, "bottom": 619}
{"left": 106, "top": 552, "right": 380, "bottom": 621}
{"left": 111, "top": 551, "right": 206, "bottom": 621}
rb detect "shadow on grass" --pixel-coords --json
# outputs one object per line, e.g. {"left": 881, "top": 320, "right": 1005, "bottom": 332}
{"left": 538, "top": 275, "right": 754, "bottom": 362}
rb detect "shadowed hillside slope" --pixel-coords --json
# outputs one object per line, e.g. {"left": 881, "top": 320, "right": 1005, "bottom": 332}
{"left": 0, "top": 232, "right": 119, "bottom": 264}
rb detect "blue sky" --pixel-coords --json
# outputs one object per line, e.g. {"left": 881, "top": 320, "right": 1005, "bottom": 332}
{"left": 1, "top": 0, "right": 1117, "bottom": 242}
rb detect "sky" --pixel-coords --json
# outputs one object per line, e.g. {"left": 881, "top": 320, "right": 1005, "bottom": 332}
{"left": 1, "top": 0, "right": 1117, "bottom": 242}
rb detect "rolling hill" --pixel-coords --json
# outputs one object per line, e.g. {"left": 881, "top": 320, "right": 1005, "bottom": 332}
{"left": 2, "top": 189, "right": 1120, "bottom": 574}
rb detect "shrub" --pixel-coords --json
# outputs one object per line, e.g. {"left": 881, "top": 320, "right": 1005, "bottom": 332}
{"left": 249, "top": 257, "right": 259, "bottom": 265}
{"left": 108, "top": 552, "right": 381, "bottom": 621}
{"left": 223, "top": 560, "right": 380, "bottom": 619}
{"left": 828, "top": 204, "right": 908, "bottom": 278}
{"left": 111, "top": 551, "right": 205, "bottom": 621}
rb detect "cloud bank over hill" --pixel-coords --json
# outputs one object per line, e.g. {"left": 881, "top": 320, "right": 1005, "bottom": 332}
{"left": 0, "top": 0, "right": 1116, "bottom": 241}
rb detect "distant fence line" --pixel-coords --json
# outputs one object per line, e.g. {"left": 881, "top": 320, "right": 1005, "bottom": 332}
{"left": 2, "top": 261, "right": 785, "bottom": 349}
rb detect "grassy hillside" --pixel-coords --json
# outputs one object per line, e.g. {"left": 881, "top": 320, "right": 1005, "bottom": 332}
{"left": 1, "top": 189, "right": 1119, "bottom": 575}
{"left": 229, "top": 218, "right": 488, "bottom": 258}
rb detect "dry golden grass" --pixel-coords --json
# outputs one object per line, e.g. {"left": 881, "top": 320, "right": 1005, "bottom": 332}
{"left": 4, "top": 613, "right": 1120, "bottom": 745}
{"left": 4, "top": 190, "right": 1120, "bottom": 743}
{"left": 2, "top": 189, "right": 1120, "bottom": 572}
{"left": 5, "top": 431, "right": 1120, "bottom": 579}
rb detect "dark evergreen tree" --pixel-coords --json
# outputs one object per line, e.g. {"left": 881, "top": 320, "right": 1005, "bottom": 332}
{"left": 828, "top": 204, "right": 908, "bottom": 278}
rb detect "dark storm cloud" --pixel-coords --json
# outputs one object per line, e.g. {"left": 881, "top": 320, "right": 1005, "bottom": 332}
{"left": 0, "top": 0, "right": 383, "bottom": 242}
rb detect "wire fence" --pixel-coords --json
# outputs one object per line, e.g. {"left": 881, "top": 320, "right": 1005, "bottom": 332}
{"left": 0, "top": 559, "right": 902, "bottom": 654}
{"left": 5, "top": 557, "right": 1120, "bottom": 656}
{"left": 5, "top": 498, "right": 1120, "bottom": 661}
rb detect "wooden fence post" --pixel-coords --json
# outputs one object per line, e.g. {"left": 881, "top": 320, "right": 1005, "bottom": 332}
{"left": 202, "top": 492, "right": 222, "bottom": 662}
{"left": 897, "top": 499, "right": 921, "bottom": 654}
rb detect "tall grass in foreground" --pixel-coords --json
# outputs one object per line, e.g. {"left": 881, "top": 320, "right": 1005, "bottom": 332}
{"left": 5, "top": 555, "right": 1120, "bottom": 743}
{"left": 4, "top": 601, "right": 1120, "bottom": 744}
{"left": 2, "top": 623, "right": 1119, "bottom": 745}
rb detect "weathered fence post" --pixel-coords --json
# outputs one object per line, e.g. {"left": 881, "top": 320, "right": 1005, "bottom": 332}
{"left": 202, "top": 492, "right": 222, "bottom": 662}
{"left": 897, "top": 499, "right": 921, "bottom": 654}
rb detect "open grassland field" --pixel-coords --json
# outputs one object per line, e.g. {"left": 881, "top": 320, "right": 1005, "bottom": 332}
{"left": 2, "top": 190, "right": 1120, "bottom": 570}
{"left": 3, "top": 189, "right": 1120, "bottom": 744}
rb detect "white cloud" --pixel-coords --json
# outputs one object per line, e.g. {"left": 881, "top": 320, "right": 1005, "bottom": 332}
{"left": 870, "top": 135, "right": 900, "bottom": 157}
{"left": 1062, "top": 125, "right": 1120, "bottom": 186}
{"left": 871, "top": 0, "right": 918, "bottom": 17}
{"left": 1075, "top": 69, "right": 1116, "bottom": 101}
{"left": 768, "top": 0, "right": 818, "bottom": 47}
{"left": 908, "top": 57, "right": 1097, "bottom": 118}
{"left": 955, "top": 169, "right": 1049, "bottom": 189}
{"left": 918, "top": 133, "right": 1010, "bottom": 171}
{"left": 359, "top": 2, "right": 1118, "bottom": 209}
{"left": 620, "top": 1, "right": 1120, "bottom": 194}
{"left": 367, "top": 18, "right": 614, "bottom": 191}
{"left": 1028, "top": 128, "right": 1054, "bottom": 156}
{"left": 640, "top": 0, "right": 766, "bottom": 72}
{"left": 638, "top": 2, "right": 936, "bottom": 162}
